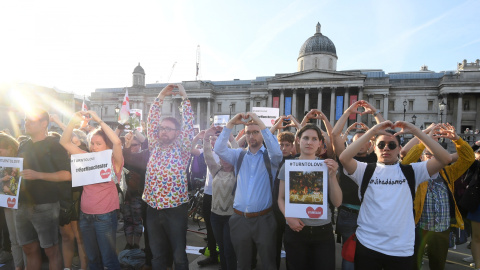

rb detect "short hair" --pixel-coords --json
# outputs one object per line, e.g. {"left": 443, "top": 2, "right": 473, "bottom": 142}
{"left": 27, "top": 108, "right": 50, "bottom": 125}
{"left": 161, "top": 117, "right": 181, "bottom": 130}
{"left": 375, "top": 129, "right": 401, "bottom": 145}
{"left": 89, "top": 128, "right": 113, "bottom": 149}
{"left": 296, "top": 124, "right": 324, "bottom": 142}
{"left": 72, "top": 129, "right": 88, "bottom": 149}
{"left": 353, "top": 130, "right": 367, "bottom": 137}
{"left": 0, "top": 133, "right": 19, "bottom": 156}
{"left": 277, "top": 131, "right": 295, "bottom": 144}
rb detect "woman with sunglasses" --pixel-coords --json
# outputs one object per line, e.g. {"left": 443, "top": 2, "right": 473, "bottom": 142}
{"left": 339, "top": 120, "right": 452, "bottom": 270}
{"left": 277, "top": 124, "right": 342, "bottom": 270}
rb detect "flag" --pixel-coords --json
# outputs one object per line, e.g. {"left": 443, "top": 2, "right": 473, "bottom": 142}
{"left": 80, "top": 97, "right": 89, "bottom": 128}
{"left": 118, "top": 89, "right": 130, "bottom": 124}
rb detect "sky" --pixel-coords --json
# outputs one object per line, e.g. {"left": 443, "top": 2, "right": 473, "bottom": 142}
{"left": 1, "top": 0, "right": 479, "bottom": 96}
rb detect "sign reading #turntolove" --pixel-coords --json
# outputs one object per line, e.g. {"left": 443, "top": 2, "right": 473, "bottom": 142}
{"left": 71, "top": 150, "right": 113, "bottom": 187}
{"left": 0, "top": 157, "right": 23, "bottom": 209}
{"left": 284, "top": 160, "right": 328, "bottom": 219}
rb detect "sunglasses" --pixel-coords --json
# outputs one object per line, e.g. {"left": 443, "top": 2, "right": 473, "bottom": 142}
{"left": 377, "top": 141, "right": 398, "bottom": 150}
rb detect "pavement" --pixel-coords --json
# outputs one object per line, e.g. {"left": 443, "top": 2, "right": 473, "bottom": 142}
{"left": 0, "top": 218, "right": 475, "bottom": 269}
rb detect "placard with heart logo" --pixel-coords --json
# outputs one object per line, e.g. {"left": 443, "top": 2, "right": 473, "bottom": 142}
{"left": 71, "top": 149, "right": 113, "bottom": 187}
{"left": 0, "top": 157, "right": 23, "bottom": 209}
{"left": 252, "top": 107, "right": 279, "bottom": 128}
{"left": 284, "top": 159, "right": 328, "bottom": 219}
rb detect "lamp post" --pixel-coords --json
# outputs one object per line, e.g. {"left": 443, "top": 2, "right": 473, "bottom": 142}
{"left": 439, "top": 100, "right": 446, "bottom": 123}
{"left": 115, "top": 105, "right": 120, "bottom": 122}
{"left": 403, "top": 100, "right": 407, "bottom": 121}
{"left": 411, "top": 114, "right": 417, "bottom": 125}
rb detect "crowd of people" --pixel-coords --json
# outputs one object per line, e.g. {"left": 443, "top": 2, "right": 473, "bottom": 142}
{"left": 0, "top": 83, "right": 480, "bottom": 270}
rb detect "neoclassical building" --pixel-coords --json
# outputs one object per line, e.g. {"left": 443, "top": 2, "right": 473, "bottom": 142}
{"left": 90, "top": 23, "right": 480, "bottom": 136}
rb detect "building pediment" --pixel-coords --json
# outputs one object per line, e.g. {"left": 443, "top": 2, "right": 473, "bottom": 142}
{"left": 270, "top": 70, "right": 366, "bottom": 82}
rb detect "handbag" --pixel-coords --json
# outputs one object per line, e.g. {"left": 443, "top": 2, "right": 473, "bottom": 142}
{"left": 341, "top": 233, "right": 356, "bottom": 262}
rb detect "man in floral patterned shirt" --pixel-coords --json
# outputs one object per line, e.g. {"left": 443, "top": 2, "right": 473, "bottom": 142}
{"left": 144, "top": 84, "right": 194, "bottom": 270}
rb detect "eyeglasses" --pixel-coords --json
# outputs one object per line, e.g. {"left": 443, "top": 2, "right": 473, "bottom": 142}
{"left": 131, "top": 143, "right": 140, "bottom": 147}
{"left": 245, "top": 130, "right": 260, "bottom": 136}
{"left": 159, "top": 127, "right": 177, "bottom": 133}
{"left": 377, "top": 141, "right": 398, "bottom": 150}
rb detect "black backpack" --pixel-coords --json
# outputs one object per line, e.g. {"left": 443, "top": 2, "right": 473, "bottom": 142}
{"left": 231, "top": 149, "right": 273, "bottom": 196}
{"left": 457, "top": 161, "right": 480, "bottom": 214}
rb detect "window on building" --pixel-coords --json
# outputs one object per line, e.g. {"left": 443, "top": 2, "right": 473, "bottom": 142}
{"left": 428, "top": 100, "right": 433, "bottom": 111}
{"left": 217, "top": 103, "right": 222, "bottom": 112}
{"left": 409, "top": 100, "right": 413, "bottom": 111}
{"left": 389, "top": 100, "right": 395, "bottom": 111}
{"left": 256, "top": 101, "right": 261, "bottom": 107}
{"left": 231, "top": 103, "right": 235, "bottom": 112}
{"left": 375, "top": 100, "right": 381, "bottom": 110}
{"left": 315, "top": 58, "right": 318, "bottom": 69}
{"left": 464, "top": 100, "right": 470, "bottom": 111}
{"left": 329, "top": 58, "right": 333, "bottom": 69}
{"left": 246, "top": 102, "right": 250, "bottom": 112}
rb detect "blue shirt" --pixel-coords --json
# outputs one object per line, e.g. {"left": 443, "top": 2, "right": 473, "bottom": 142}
{"left": 214, "top": 127, "right": 283, "bottom": 213}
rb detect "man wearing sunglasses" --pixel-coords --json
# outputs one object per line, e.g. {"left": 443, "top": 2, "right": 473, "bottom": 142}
{"left": 339, "top": 121, "right": 452, "bottom": 270}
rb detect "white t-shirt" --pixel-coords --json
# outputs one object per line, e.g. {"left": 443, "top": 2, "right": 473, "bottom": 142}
{"left": 198, "top": 149, "right": 219, "bottom": 195}
{"left": 344, "top": 160, "right": 430, "bottom": 257}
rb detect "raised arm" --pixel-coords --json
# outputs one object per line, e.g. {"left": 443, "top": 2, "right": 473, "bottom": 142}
{"left": 394, "top": 121, "right": 452, "bottom": 176}
{"left": 49, "top": 114, "right": 67, "bottom": 131}
{"left": 191, "top": 130, "right": 205, "bottom": 157}
{"left": 147, "top": 84, "right": 175, "bottom": 149}
{"left": 248, "top": 112, "right": 283, "bottom": 165}
{"left": 176, "top": 84, "right": 195, "bottom": 153}
{"left": 361, "top": 100, "right": 385, "bottom": 124}
{"left": 60, "top": 112, "right": 85, "bottom": 155}
{"left": 88, "top": 110, "right": 123, "bottom": 173}
{"left": 331, "top": 101, "right": 364, "bottom": 156}
{"left": 203, "top": 126, "right": 222, "bottom": 175}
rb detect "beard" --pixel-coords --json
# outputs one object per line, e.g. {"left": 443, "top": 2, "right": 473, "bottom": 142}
{"left": 159, "top": 135, "right": 175, "bottom": 145}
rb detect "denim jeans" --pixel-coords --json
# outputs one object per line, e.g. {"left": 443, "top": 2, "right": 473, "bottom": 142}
{"left": 79, "top": 210, "right": 120, "bottom": 270}
{"left": 336, "top": 208, "right": 358, "bottom": 270}
{"left": 211, "top": 212, "right": 236, "bottom": 270}
{"left": 147, "top": 203, "right": 188, "bottom": 270}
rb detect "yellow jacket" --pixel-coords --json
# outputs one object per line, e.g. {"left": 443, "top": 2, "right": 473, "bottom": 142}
{"left": 402, "top": 138, "right": 475, "bottom": 229}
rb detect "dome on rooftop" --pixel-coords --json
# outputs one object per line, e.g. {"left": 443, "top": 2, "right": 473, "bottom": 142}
{"left": 133, "top": 63, "right": 145, "bottom": 75}
{"left": 298, "top": 23, "right": 337, "bottom": 59}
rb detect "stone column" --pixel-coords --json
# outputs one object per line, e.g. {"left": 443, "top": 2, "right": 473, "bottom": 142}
{"left": 343, "top": 87, "right": 350, "bottom": 112}
{"left": 357, "top": 87, "right": 364, "bottom": 123}
{"left": 317, "top": 88, "right": 323, "bottom": 127}
{"left": 267, "top": 90, "right": 272, "bottom": 107}
{"left": 383, "top": 94, "right": 389, "bottom": 121}
{"left": 172, "top": 99, "right": 177, "bottom": 118}
{"left": 197, "top": 99, "right": 201, "bottom": 129}
{"left": 251, "top": 96, "right": 255, "bottom": 111}
{"left": 292, "top": 89, "right": 297, "bottom": 117}
{"left": 367, "top": 94, "right": 374, "bottom": 127}
{"left": 207, "top": 99, "right": 211, "bottom": 126}
{"left": 304, "top": 89, "right": 310, "bottom": 112}
{"left": 457, "top": 93, "right": 463, "bottom": 131}
{"left": 330, "top": 87, "right": 336, "bottom": 124}
{"left": 280, "top": 89, "right": 285, "bottom": 116}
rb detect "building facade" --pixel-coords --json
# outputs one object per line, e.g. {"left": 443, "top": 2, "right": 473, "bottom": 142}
{"left": 90, "top": 23, "right": 480, "bottom": 136}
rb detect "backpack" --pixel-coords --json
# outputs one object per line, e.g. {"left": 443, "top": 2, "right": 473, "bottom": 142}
{"left": 231, "top": 149, "right": 273, "bottom": 196}
{"left": 457, "top": 161, "right": 480, "bottom": 214}
{"left": 360, "top": 163, "right": 416, "bottom": 203}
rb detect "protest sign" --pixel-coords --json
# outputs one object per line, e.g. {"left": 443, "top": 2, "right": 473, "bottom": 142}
{"left": 71, "top": 150, "right": 113, "bottom": 187}
{"left": 252, "top": 107, "right": 279, "bottom": 127}
{"left": 0, "top": 157, "right": 23, "bottom": 209}
{"left": 284, "top": 160, "right": 328, "bottom": 219}
{"left": 214, "top": 115, "right": 229, "bottom": 126}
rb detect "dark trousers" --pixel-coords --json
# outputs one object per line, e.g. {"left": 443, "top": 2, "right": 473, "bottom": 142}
{"left": 211, "top": 213, "right": 236, "bottom": 270}
{"left": 229, "top": 211, "right": 277, "bottom": 270}
{"left": 284, "top": 223, "right": 335, "bottom": 270}
{"left": 140, "top": 200, "right": 153, "bottom": 266}
{"left": 413, "top": 227, "right": 450, "bottom": 270}
{"left": 273, "top": 209, "right": 286, "bottom": 270}
{"left": 355, "top": 240, "right": 413, "bottom": 270}
{"left": 202, "top": 194, "right": 218, "bottom": 257}
{"left": 336, "top": 207, "right": 358, "bottom": 270}
{"left": 147, "top": 204, "right": 188, "bottom": 270}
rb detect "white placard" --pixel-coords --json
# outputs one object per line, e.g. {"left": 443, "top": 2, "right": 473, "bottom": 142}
{"left": 214, "top": 115, "right": 229, "bottom": 126}
{"left": 284, "top": 160, "right": 328, "bottom": 219}
{"left": 71, "top": 150, "right": 113, "bottom": 187}
{"left": 252, "top": 107, "right": 279, "bottom": 127}
{"left": 0, "top": 157, "right": 23, "bottom": 209}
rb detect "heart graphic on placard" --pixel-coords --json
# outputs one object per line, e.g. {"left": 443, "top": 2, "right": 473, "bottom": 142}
{"left": 271, "top": 119, "right": 276, "bottom": 125}
{"left": 7, "top": 197, "right": 16, "bottom": 208}
{"left": 306, "top": 206, "right": 323, "bottom": 218}
{"left": 100, "top": 169, "right": 111, "bottom": 179}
